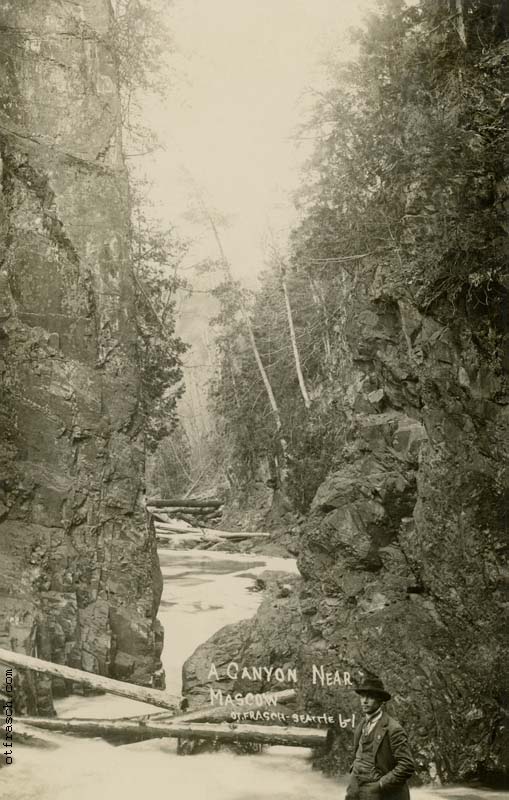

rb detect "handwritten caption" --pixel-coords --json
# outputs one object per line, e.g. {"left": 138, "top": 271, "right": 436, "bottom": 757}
{"left": 207, "top": 662, "right": 352, "bottom": 687}
{"left": 205, "top": 661, "right": 355, "bottom": 727}
{"left": 230, "top": 709, "right": 356, "bottom": 728}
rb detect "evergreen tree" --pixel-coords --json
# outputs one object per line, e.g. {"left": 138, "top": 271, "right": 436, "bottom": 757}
{"left": 210, "top": 0, "right": 508, "bottom": 512}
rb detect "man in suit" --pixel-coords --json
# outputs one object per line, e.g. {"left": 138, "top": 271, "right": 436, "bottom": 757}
{"left": 345, "top": 677, "right": 415, "bottom": 800}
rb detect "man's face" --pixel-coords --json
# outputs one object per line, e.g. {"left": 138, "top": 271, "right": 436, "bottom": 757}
{"left": 359, "top": 692, "right": 383, "bottom": 715}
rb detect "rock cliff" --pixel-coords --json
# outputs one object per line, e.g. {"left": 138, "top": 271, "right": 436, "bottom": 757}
{"left": 297, "top": 267, "right": 509, "bottom": 785}
{"left": 0, "top": 0, "right": 163, "bottom": 712}
{"left": 185, "top": 267, "right": 509, "bottom": 786}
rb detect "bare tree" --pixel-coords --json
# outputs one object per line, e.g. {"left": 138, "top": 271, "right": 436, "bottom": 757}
{"left": 455, "top": 0, "right": 467, "bottom": 47}
{"left": 182, "top": 169, "right": 289, "bottom": 485}
{"left": 305, "top": 267, "right": 332, "bottom": 367}
{"left": 267, "top": 232, "right": 311, "bottom": 409}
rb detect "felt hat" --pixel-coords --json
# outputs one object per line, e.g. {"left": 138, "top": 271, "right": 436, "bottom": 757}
{"left": 354, "top": 676, "right": 391, "bottom": 701}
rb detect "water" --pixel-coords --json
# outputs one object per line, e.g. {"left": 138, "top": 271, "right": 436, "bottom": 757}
{"left": 3, "top": 550, "right": 508, "bottom": 800}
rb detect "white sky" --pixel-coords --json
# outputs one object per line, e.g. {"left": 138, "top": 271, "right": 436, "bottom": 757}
{"left": 140, "top": 0, "right": 372, "bottom": 286}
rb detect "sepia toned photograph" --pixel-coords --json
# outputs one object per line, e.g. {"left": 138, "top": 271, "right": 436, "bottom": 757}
{"left": 0, "top": 1, "right": 508, "bottom": 799}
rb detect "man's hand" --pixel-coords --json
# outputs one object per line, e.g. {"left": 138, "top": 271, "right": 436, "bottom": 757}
{"left": 361, "top": 782, "right": 381, "bottom": 797}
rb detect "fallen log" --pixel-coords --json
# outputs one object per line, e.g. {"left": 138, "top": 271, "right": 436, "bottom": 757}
{"left": 147, "top": 498, "right": 222, "bottom": 509}
{"left": 153, "top": 521, "right": 199, "bottom": 532}
{"left": 148, "top": 511, "right": 182, "bottom": 524}
{"left": 212, "top": 530, "right": 270, "bottom": 539}
{"left": 145, "top": 704, "right": 294, "bottom": 727}
{"left": 145, "top": 688, "right": 297, "bottom": 724}
{"left": 154, "top": 523, "right": 270, "bottom": 540}
{"left": 155, "top": 532, "right": 223, "bottom": 545}
{"left": 150, "top": 516, "right": 216, "bottom": 528}
{"left": 21, "top": 715, "right": 162, "bottom": 743}
{"left": 21, "top": 717, "right": 327, "bottom": 748}
{"left": 143, "top": 703, "right": 293, "bottom": 728}
{"left": 155, "top": 533, "right": 271, "bottom": 548}
{"left": 6, "top": 721, "right": 60, "bottom": 750}
{"left": 218, "top": 531, "right": 270, "bottom": 540}
{"left": 172, "top": 512, "right": 207, "bottom": 527}
{"left": 0, "top": 648, "right": 180, "bottom": 712}
{"left": 150, "top": 512, "right": 208, "bottom": 527}
{"left": 147, "top": 506, "right": 221, "bottom": 517}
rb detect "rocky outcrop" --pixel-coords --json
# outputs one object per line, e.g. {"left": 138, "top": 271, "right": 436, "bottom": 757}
{"left": 183, "top": 572, "right": 302, "bottom": 707}
{"left": 297, "top": 269, "right": 509, "bottom": 785}
{"left": 180, "top": 571, "right": 302, "bottom": 754}
{"left": 0, "top": 1, "right": 163, "bottom": 712}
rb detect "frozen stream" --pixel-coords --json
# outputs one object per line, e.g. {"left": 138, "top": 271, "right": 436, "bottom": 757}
{"left": 3, "top": 549, "right": 507, "bottom": 800}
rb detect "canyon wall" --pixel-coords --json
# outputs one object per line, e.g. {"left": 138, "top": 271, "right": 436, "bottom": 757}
{"left": 0, "top": 0, "right": 163, "bottom": 712}
{"left": 186, "top": 266, "right": 509, "bottom": 785}
{"left": 297, "top": 266, "right": 509, "bottom": 785}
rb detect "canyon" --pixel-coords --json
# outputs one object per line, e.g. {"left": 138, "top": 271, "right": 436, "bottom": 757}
{"left": 0, "top": 1, "right": 507, "bottom": 792}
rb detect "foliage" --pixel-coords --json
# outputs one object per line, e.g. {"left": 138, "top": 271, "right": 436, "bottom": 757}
{"left": 106, "top": 4, "right": 189, "bottom": 456}
{"left": 146, "top": 422, "right": 192, "bottom": 497}
{"left": 110, "top": 0, "right": 176, "bottom": 147}
{"left": 293, "top": 0, "right": 508, "bottom": 309}
{"left": 209, "top": 279, "right": 273, "bottom": 482}
{"left": 131, "top": 189, "right": 189, "bottom": 451}
{"left": 209, "top": 262, "right": 345, "bottom": 509}
{"left": 209, "top": 0, "right": 509, "bottom": 512}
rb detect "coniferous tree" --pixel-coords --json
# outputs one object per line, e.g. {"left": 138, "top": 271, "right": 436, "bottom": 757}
{"left": 210, "top": 0, "right": 508, "bottom": 511}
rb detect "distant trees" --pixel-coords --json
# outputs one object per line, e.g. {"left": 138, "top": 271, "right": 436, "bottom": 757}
{"left": 110, "top": 0, "right": 174, "bottom": 147}
{"left": 108, "top": 3, "right": 189, "bottom": 464}
{"left": 130, "top": 187, "right": 189, "bottom": 451}
{"left": 207, "top": 239, "right": 290, "bottom": 491}
{"left": 210, "top": 0, "right": 508, "bottom": 511}
{"left": 293, "top": 0, "right": 508, "bottom": 309}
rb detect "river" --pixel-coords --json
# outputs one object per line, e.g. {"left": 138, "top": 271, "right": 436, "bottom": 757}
{"left": 3, "top": 549, "right": 507, "bottom": 800}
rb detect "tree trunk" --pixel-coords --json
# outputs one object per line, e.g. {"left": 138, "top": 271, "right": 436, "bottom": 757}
{"left": 21, "top": 716, "right": 327, "bottom": 748}
{"left": 185, "top": 173, "right": 289, "bottom": 488}
{"left": 0, "top": 649, "right": 180, "bottom": 711}
{"left": 155, "top": 531, "right": 223, "bottom": 545}
{"left": 228, "top": 348, "right": 241, "bottom": 408}
{"left": 455, "top": 0, "right": 467, "bottom": 46}
{"left": 147, "top": 505, "right": 221, "bottom": 516}
{"left": 154, "top": 527, "right": 270, "bottom": 541}
{"left": 306, "top": 268, "right": 332, "bottom": 365}
{"left": 146, "top": 498, "right": 222, "bottom": 509}
{"left": 279, "top": 265, "right": 311, "bottom": 408}
{"left": 244, "top": 319, "right": 289, "bottom": 475}
{"left": 144, "top": 689, "right": 297, "bottom": 725}
{"left": 12, "top": 722, "right": 60, "bottom": 750}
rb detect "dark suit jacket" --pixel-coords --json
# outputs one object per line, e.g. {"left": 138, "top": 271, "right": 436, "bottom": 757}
{"left": 351, "top": 711, "right": 415, "bottom": 800}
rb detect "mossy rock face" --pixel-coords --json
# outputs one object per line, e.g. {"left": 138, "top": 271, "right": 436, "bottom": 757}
{"left": 0, "top": 0, "right": 163, "bottom": 712}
